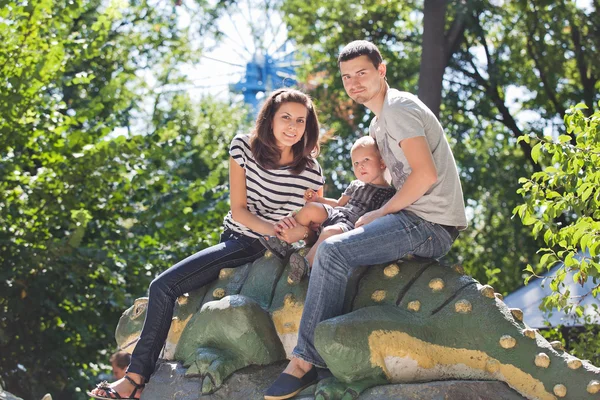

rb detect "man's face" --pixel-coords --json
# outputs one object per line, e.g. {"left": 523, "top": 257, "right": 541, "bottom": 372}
{"left": 340, "top": 55, "right": 386, "bottom": 105}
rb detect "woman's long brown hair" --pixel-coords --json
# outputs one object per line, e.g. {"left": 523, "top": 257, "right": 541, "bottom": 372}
{"left": 250, "top": 88, "right": 320, "bottom": 174}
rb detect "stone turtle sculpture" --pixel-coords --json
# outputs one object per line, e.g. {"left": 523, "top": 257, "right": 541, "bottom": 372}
{"left": 116, "top": 249, "right": 600, "bottom": 399}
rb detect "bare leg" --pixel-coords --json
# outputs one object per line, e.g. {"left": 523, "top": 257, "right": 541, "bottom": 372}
{"left": 305, "top": 225, "right": 345, "bottom": 267}
{"left": 282, "top": 356, "right": 314, "bottom": 378}
{"left": 294, "top": 202, "right": 328, "bottom": 227}
{"left": 279, "top": 203, "right": 329, "bottom": 244}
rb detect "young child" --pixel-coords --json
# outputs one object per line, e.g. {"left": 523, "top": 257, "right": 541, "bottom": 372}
{"left": 88, "top": 88, "right": 324, "bottom": 400}
{"left": 261, "top": 136, "right": 396, "bottom": 282}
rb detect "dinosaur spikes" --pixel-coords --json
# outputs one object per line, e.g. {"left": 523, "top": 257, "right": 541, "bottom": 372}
{"left": 499, "top": 335, "right": 516, "bottom": 349}
{"left": 218, "top": 268, "right": 234, "bottom": 279}
{"left": 535, "top": 353, "right": 550, "bottom": 368}
{"left": 553, "top": 384, "right": 567, "bottom": 397}
{"left": 428, "top": 278, "right": 445, "bottom": 292}
{"left": 509, "top": 308, "right": 524, "bottom": 322}
{"left": 495, "top": 293, "right": 504, "bottom": 301}
{"left": 550, "top": 341, "right": 565, "bottom": 351}
{"left": 479, "top": 285, "right": 495, "bottom": 298}
{"left": 588, "top": 380, "right": 600, "bottom": 394}
{"left": 212, "top": 288, "right": 225, "bottom": 299}
{"left": 407, "top": 300, "right": 421, "bottom": 312}
{"left": 452, "top": 264, "right": 464, "bottom": 274}
{"left": 522, "top": 328, "right": 537, "bottom": 339}
{"left": 567, "top": 358, "right": 582, "bottom": 370}
{"left": 371, "top": 290, "right": 386, "bottom": 302}
{"left": 384, "top": 263, "right": 400, "bottom": 278}
{"left": 454, "top": 299, "right": 472, "bottom": 313}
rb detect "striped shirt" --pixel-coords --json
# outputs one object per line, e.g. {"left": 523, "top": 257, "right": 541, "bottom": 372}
{"left": 223, "top": 134, "right": 325, "bottom": 238}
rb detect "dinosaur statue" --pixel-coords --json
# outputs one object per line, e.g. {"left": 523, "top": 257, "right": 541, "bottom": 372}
{"left": 116, "top": 249, "right": 600, "bottom": 399}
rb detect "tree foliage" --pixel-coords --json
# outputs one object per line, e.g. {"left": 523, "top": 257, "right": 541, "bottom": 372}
{"left": 280, "top": 0, "right": 599, "bottom": 295}
{"left": 0, "top": 1, "right": 250, "bottom": 398}
{"left": 515, "top": 104, "right": 600, "bottom": 315}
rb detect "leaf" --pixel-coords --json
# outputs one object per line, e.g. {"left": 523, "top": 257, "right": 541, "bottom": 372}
{"left": 531, "top": 142, "right": 542, "bottom": 164}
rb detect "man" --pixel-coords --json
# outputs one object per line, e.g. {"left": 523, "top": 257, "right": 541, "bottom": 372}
{"left": 264, "top": 40, "right": 467, "bottom": 400}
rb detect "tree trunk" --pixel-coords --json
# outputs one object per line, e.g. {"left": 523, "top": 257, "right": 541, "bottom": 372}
{"left": 419, "top": 0, "right": 448, "bottom": 117}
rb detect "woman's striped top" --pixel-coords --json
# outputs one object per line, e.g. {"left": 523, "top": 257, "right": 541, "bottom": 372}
{"left": 223, "top": 134, "right": 325, "bottom": 238}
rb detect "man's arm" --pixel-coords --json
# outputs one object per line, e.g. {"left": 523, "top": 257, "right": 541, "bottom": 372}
{"left": 356, "top": 136, "right": 436, "bottom": 227}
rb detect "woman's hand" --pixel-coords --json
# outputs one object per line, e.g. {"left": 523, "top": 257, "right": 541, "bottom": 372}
{"left": 274, "top": 216, "right": 297, "bottom": 235}
{"left": 355, "top": 209, "right": 385, "bottom": 228}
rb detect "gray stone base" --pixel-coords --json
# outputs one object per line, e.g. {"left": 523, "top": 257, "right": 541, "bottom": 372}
{"left": 141, "top": 361, "right": 525, "bottom": 400}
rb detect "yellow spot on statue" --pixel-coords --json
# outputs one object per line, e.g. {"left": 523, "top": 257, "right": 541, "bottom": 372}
{"left": 177, "top": 294, "right": 189, "bottom": 306}
{"left": 452, "top": 264, "right": 464, "bottom": 274}
{"left": 264, "top": 250, "right": 273, "bottom": 259}
{"left": 535, "top": 353, "right": 550, "bottom": 368}
{"left": 523, "top": 329, "right": 537, "bottom": 339}
{"left": 383, "top": 263, "right": 400, "bottom": 278}
{"left": 495, "top": 293, "right": 504, "bottom": 301}
{"left": 428, "top": 278, "right": 445, "bottom": 292}
{"left": 287, "top": 276, "right": 295, "bottom": 285}
{"left": 219, "top": 268, "right": 234, "bottom": 279}
{"left": 407, "top": 300, "right": 421, "bottom": 312}
{"left": 213, "top": 288, "right": 225, "bottom": 299}
{"left": 479, "top": 285, "right": 495, "bottom": 298}
{"left": 567, "top": 358, "right": 582, "bottom": 370}
{"left": 454, "top": 299, "right": 472, "bottom": 313}
{"left": 588, "top": 380, "right": 600, "bottom": 394}
{"left": 553, "top": 384, "right": 567, "bottom": 397}
{"left": 499, "top": 335, "right": 516, "bottom": 349}
{"left": 485, "top": 358, "right": 500, "bottom": 373}
{"left": 550, "top": 341, "right": 565, "bottom": 351}
{"left": 371, "top": 290, "right": 386, "bottom": 302}
{"left": 510, "top": 308, "right": 524, "bottom": 322}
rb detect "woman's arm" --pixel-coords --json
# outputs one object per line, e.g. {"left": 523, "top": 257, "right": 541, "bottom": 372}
{"left": 229, "top": 157, "right": 277, "bottom": 236}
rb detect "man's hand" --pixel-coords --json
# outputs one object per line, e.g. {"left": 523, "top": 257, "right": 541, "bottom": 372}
{"left": 355, "top": 209, "right": 385, "bottom": 228}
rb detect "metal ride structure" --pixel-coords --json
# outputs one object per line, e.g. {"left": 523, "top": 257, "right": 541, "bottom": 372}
{"left": 194, "top": 0, "right": 299, "bottom": 114}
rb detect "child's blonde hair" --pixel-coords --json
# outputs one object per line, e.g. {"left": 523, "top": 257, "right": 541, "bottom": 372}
{"left": 351, "top": 136, "right": 380, "bottom": 155}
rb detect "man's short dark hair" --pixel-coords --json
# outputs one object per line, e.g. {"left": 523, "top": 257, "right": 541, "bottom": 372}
{"left": 109, "top": 351, "right": 131, "bottom": 369}
{"left": 338, "top": 40, "right": 383, "bottom": 68}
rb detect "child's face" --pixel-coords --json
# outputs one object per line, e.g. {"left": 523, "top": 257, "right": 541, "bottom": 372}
{"left": 351, "top": 145, "right": 386, "bottom": 184}
{"left": 271, "top": 102, "right": 308, "bottom": 150}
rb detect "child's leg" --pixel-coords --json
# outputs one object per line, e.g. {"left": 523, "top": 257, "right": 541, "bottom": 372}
{"left": 278, "top": 203, "right": 329, "bottom": 244}
{"left": 305, "top": 225, "right": 345, "bottom": 266}
{"left": 288, "top": 225, "right": 347, "bottom": 284}
{"left": 294, "top": 202, "right": 328, "bottom": 227}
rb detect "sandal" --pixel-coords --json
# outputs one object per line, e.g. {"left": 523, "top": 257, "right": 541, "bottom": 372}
{"left": 259, "top": 235, "right": 292, "bottom": 260}
{"left": 288, "top": 252, "right": 310, "bottom": 284}
{"left": 86, "top": 374, "right": 145, "bottom": 400}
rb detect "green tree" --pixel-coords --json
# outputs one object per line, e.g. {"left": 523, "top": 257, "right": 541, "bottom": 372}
{"left": 515, "top": 104, "right": 600, "bottom": 315}
{"left": 280, "top": 0, "right": 599, "bottom": 295}
{"left": 0, "top": 1, "right": 250, "bottom": 398}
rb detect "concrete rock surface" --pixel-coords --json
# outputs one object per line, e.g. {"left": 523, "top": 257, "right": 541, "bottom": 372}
{"left": 141, "top": 361, "right": 525, "bottom": 400}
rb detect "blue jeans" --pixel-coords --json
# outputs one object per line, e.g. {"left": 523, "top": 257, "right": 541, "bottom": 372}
{"left": 291, "top": 211, "right": 456, "bottom": 367}
{"left": 128, "top": 230, "right": 265, "bottom": 380}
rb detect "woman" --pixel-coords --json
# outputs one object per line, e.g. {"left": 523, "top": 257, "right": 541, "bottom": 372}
{"left": 88, "top": 88, "right": 324, "bottom": 399}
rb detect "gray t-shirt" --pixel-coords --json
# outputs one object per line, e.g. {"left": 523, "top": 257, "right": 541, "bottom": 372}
{"left": 369, "top": 88, "right": 467, "bottom": 229}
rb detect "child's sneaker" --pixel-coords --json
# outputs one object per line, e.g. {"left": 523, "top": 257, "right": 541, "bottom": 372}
{"left": 288, "top": 252, "right": 310, "bottom": 283}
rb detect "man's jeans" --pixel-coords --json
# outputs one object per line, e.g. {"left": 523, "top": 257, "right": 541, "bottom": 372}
{"left": 292, "top": 211, "right": 456, "bottom": 367}
{"left": 128, "top": 230, "right": 265, "bottom": 380}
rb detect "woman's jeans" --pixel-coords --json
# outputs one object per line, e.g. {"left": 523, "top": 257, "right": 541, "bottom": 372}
{"left": 128, "top": 230, "right": 265, "bottom": 380}
{"left": 292, "top": 211, "right": 457, "bottom": 367}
